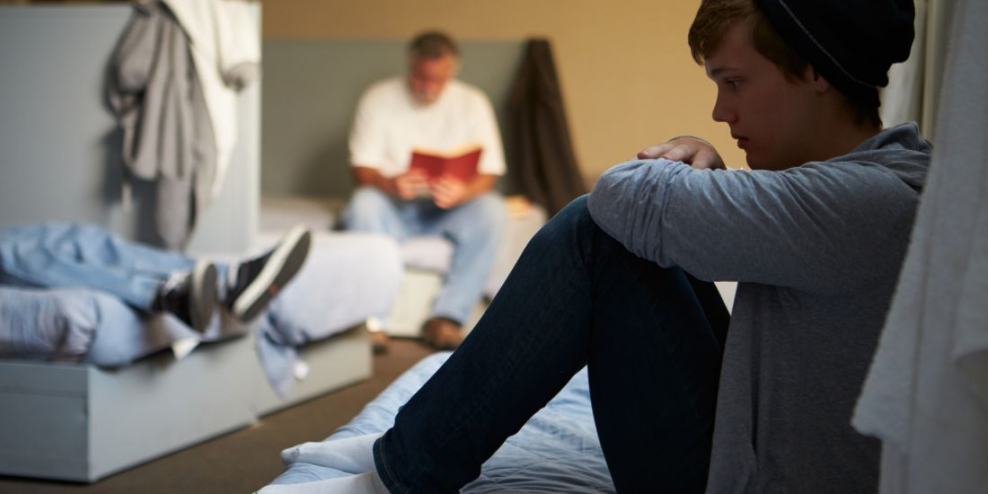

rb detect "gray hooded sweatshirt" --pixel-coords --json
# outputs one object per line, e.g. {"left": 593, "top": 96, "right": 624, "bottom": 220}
{"left": 587, "top": 123, "right": 931, "bottom": 493}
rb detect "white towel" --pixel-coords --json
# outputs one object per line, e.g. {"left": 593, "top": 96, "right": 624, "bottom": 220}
{"left": 161, "top": 0, "right": 261, "bottom": 199}
{"left": 853, "top": 0, "right": 988, "bottom": 492}
{"left": 880, "top": 0, "right": 927, "bottom": 130}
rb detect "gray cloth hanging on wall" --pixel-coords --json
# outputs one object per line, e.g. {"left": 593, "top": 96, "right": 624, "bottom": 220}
{"left": 505, "top": 38, "right": 586, "bottom": 216}
{"left": 106, "top": 0, "right": 217, "bottom": 251}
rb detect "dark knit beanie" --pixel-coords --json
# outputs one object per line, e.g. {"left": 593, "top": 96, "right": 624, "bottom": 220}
{"left": 753, "top": 0, "right": 915, "bottom": 107}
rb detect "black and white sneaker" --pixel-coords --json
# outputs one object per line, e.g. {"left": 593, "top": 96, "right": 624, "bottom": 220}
{"left": 227, "top": 225, "right": 312, "bottom": 322}
{"left": 154, "top": 259, "right": 218, "bottom": 333}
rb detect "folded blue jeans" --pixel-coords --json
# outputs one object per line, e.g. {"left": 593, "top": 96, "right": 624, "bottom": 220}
{"left": 374, "top": 195, "right": 727, "bottom": 493}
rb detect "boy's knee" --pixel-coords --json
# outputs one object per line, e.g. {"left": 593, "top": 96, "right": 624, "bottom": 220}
{"left": 534, "top": 194, "right": 595, "bottom": 242}
{"left": 554, "top": 195, "right": 593, "bottom": 225}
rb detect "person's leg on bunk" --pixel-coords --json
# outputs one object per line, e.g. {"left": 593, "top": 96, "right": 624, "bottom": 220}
{"left": 0, "top": 222, "right": 313, "bottom": 333}
{"left": 222, "top": 224, "right": 313, "bottom": 322}
{"left": 416, "top": 191, "right": 506, "bottom": 350}
{"left": 379, "top": 196, "right": 727, "bottom": 493}
{"left": 343, "top": 187, "right": 508, "bottom": 352}
{"left": 156, "top": 223, "right": 314, "bottom": 330}
{"left": 257, "top": 196, "right": 727, "bottom": 494}
{"left": 342, "top": 186, "right": 421, "bottom": 353}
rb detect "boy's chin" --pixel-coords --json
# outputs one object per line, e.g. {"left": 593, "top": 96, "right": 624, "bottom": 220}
{"left": 744, "top": 153, "right": 763, "bottom": 170}
{"left": 744, "top": 149, "right": 796, "bottom": 170}
{"left": 745, "top": 152, "right": 794, "bottom": 171}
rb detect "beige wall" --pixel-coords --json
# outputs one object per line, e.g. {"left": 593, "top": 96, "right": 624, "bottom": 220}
{"left": 263, "top": 0, "right": 747, "bottom": 185}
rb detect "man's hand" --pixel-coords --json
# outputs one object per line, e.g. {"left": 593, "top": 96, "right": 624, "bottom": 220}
{"left": 393, "top": 170, "right": 430, "bottom": 200}
{"left": 637, "top": 136, "right": 726, "bottom": 170}
{"left": 429, "top": 175, "right": 469, "bottom": 209}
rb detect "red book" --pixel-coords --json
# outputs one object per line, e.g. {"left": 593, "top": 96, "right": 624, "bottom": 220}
{"left": 409, "top": 145, "right": 483, "bottom": 182}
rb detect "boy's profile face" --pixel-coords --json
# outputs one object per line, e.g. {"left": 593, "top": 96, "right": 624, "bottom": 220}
{"left": 704, "top": 22, "right": 824, "bottom": 171}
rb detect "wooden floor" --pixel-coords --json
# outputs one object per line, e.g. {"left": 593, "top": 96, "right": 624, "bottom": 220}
{"left": 0, "top": 339, "right": 434, "bottom": 494}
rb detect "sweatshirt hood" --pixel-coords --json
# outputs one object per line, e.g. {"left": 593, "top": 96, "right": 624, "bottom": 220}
{"left": 839, "top": 122, "right": 932, "bottom": 192}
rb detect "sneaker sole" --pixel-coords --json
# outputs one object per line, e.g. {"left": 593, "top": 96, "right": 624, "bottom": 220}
{"left": 190, "top": 260, "right": 218, "bottom": 333}
{"left": 232, "top": 225, "right": 312, "bottom": 321}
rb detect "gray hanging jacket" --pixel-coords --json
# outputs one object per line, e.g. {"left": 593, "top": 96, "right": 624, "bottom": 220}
{"left": 107, "top": 0, "right": 217, "bottom": 250}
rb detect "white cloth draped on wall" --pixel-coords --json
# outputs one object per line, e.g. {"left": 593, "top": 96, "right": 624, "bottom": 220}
{"left": 162, "top": 0, "right": 261, "bottom": 199}
{"left": 880, "top": 0, "right": 951, "bottom": 142}
{"left": 109, "top": 0, "right": 259, "bottom": 250}
{"left": 853, "top": 0, "right": 988, "bottom": 492}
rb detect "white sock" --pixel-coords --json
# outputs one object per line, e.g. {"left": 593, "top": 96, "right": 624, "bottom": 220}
{"left": 280, "top": 433, "right": 382, "bottom": 475}
{"left": 256, "top": 470, "right": 389, "bottom": 494}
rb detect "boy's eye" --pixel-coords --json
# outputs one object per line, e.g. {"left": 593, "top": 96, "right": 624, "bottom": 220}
{"left": 726, "top": 79, "right": 741, "bottom": 89}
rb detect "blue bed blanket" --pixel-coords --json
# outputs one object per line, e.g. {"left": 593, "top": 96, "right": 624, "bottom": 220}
{"left": 267, "top": 352, "right": 615, "bottom": 493}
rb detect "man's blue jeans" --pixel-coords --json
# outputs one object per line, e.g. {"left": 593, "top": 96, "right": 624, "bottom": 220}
{"left": 342, "top": 187, "right": 507, "bottom": 324}
{"left": 373, "top": 196, "right": 727, "bottom": 493}
{"left": 0, "top": 223, "right": 197, "bottom": 310}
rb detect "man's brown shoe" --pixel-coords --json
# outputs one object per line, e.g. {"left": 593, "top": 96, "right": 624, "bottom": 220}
{"left": 422, "top": 317, "right": 464, "bottom": 350}
{"left": 370, "top": 330, "right": 391, "bottom": 355}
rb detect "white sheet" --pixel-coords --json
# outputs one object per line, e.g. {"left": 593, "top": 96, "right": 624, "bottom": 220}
{"left": 853, "top": 0, "right": 988, "bottom": 491}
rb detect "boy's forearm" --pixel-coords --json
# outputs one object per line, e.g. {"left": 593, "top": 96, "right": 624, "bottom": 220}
{"left": 588, "top": 160, "right": 685, "bottom": 268}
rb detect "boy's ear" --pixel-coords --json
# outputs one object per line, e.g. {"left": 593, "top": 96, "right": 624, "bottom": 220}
{"left": 810, "top": 68, "right": 832, "bottom": 93}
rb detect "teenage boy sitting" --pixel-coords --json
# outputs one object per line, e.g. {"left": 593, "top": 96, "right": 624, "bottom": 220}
{"left": 259, "top": 0, "right": 926, "bottom": 492}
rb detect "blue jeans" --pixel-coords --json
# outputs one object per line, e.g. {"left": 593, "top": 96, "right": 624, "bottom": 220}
{"left": 0, "top": 223, "right": 198, "bottom": 310}
{"left": 342, "top": 187, "right": 507, "bottom": 324}
{"left": 373, "top": 196, "right": 728, "bottom": 493}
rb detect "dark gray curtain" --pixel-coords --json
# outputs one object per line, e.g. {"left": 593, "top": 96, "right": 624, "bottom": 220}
{"left": 505, "top": 38, "right": 586, "bottom": 216}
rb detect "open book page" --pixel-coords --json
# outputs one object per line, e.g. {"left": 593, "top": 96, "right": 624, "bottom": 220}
{"left": 409, "top": 144, "right": 484, "bottom": 182}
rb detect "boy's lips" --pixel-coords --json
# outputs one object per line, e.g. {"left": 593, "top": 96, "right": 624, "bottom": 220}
{"left": 733, "top": 134, "right": 749, "bottom": 149}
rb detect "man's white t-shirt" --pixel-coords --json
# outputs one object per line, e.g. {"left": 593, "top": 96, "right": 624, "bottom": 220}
{"left": 349, "top": 77, "right": 506, "bottom": 178}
